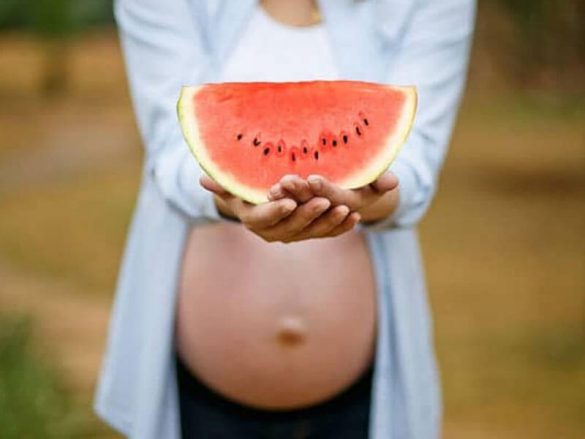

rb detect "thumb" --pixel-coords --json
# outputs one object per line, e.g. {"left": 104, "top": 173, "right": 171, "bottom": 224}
{"left": 370, "top": 172, "right": 398, "bottom": 193}
{"left": 200, "top": 175, "right": 231, "bottom": 197}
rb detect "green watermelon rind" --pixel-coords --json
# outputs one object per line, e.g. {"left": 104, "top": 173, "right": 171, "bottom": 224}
{"left": 177, "top": 82, "right": 417, "bottom": 205}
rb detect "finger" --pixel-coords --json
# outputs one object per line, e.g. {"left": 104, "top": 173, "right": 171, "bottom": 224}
{"left": 239, "top": 199, "right": 297, "bottom": 229}
{"left": 265, "top": 197, "right": 330, "bottom": 237}
{"left": 328, "top": 212, "right": 361, "bottom": 237}
{"left": 200, "top": 175, "right": 230, "bottom": 197}
{"left": 370, "top": 172, "right": 398, "bottom": 193}
{"left": 267, "top": 183, "right": 294, "bottom": 201}
{"left": 293, "top": 205, "right": 350, "bottom": 240}
{"left": 279, "top": 175, "right": 313, "bottom": 203}
{"left": 307, "top": 175, "right": 367, "bottom": 209}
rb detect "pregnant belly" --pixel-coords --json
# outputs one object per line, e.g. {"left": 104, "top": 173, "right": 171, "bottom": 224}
{"left": 175, "top": 223, "right": 377, "bottom": 410}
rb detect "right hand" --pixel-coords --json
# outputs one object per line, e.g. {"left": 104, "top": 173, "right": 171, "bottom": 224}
{"left": 200, "top": 176, "right": 360, "bottom": 244}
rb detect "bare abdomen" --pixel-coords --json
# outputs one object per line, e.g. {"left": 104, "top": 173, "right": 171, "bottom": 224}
{"left": 175, "top": 223, "right": 377, "bottom": 410}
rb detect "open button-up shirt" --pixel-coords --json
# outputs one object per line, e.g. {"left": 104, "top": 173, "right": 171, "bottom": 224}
{"left": 95, "top": 1, "right": 476, "bottom": 437}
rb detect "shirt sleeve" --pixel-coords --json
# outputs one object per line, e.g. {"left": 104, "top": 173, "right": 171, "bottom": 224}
{"left": 115, "top": 0, "right": 223, "bottom": 224}
{"left": 364, "top": 0, "right": 476, "bottom": 231}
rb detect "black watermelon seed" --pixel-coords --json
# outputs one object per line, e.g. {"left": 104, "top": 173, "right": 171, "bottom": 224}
{"left": 314, "top": 151, "right": 319, "bottom": 160}
{"left": 292, "top": 153, "right": 296, "bottom": 162}
{"left": 332, "top": 140, "right": 337, "bottom": 147}
{"left": 236, "top": 133, "right": 243, "bottom": 141}
{"left": 263, "top": 147, "right": 270, "bottom": 156}
{"left": 303, "top": 146, "right": 308, "bottom": 154}
{"left": 342, "top": 135, "right": 349, "bottom": 144}
{"left": 322, "top": 138, "right": 326, "bottom": 146}
{"left": 355, "top": 126, "right": 362, "bottom": 136}
{"left": 363, "top": 118, "right": 369, "bottom": 126}
{"left": 253, "top": 138, "right": 261, "bottom": 146}
{"left": 276, "top": 140, "right": 287, "bottom": 156}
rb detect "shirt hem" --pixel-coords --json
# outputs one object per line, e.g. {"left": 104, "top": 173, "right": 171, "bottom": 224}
{"left": 94, "top": 398, "right": 132, "bottom": 437}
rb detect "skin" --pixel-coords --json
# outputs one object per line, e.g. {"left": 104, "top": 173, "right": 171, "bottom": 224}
{"left": 261, "top": 0, "right": 322, "bottom": 27}
{"left": 201, "top": 172, "right": 400, "bottom": 243}
{"left": 176, "top": 0, "right": 401, "bottom": 409}
{"left": 236, "top": 0, "right": 402, "bottom": 236}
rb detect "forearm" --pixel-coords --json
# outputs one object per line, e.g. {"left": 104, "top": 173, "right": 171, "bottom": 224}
{"left": 358, "top": 188, "right": 400, "bottom": 224}
{"left": 116, "top": 0, "right": 223, "bottom": 223}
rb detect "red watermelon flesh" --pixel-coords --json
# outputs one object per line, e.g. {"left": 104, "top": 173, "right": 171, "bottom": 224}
{"left": 178, "top": 81, "right": 417, "bottom": 204}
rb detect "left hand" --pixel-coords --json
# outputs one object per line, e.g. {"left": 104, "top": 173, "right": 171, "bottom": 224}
{"left": 267, "top": 173, "right": 399, "bottom": 214}
{"left": 200, "top": 175, "right": 360, "bottom": 243}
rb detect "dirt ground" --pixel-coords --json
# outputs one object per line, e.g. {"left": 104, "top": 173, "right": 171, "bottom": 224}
{"left": 0, "top": 31, "right": 584, "bottom": 438}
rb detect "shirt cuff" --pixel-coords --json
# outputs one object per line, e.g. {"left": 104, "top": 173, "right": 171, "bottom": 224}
{"left": 388, "top": 158, "right": 421, "bottom": 228}
{"left": 152, "top": 145, "right": 223, "bottom": 225}
{"left": 357, "top": 159, "right": 422, "bottom": 232}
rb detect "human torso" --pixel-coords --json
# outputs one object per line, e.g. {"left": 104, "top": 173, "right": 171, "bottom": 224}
{"left": 175, "top": 4, "right": 377, "bottom": 410}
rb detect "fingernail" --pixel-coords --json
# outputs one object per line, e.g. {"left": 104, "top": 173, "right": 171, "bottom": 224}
{"left": 308, "top": 175, "right": 322, "bottom": 190}
{"left": 337, "top": 205, "right": 349, "bottom": 216}
{"left": 282, "top": 201, "right": 296, "bottom": 213}
{"left": 316, "top": 200, "right": 330, "bottom": 212}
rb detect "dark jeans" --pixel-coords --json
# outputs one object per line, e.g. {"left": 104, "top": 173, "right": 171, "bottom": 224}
{"left": 175, "top": 354, "right": 373, "bottom": 439}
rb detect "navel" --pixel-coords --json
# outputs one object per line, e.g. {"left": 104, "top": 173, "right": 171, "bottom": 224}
{"left": 276, "top": 316, "right": 308, "bottom": 346}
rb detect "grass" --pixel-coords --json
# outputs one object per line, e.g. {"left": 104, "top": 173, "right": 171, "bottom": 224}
{"left": 0, "top": 31, "right": 584, "bottom": 438}
{"left": 0, "top": 163, "right": 140, "bottom": 295}
{"left": 0, "top": 30, "right": 141, "bottom": 296}
{"left": 0, "top": 315, "right": 86, "bottom": 438}
{"left": 423, "top": 89, "right": 585, "bottom": 438}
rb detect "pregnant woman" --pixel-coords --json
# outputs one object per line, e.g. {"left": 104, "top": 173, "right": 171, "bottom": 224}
{"left": 95, "top": 0, "right": 475, "bottom": 438}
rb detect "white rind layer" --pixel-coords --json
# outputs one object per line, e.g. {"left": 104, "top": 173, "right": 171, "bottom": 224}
{"left": 178, "top": 84, "right": 417, "bottom": 205}
{"left": 338, "top": 85, "right": 417, "bottom": 190}
{"left": 178, "top": 86, "right": 268, "bottom": 204}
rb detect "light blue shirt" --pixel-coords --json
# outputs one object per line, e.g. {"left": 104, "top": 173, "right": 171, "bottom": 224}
{"left": 95, "top": 1, "right": 476, "bottom": 438}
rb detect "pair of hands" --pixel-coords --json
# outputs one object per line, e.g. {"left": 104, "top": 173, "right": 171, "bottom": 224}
{"left": 201, "top": 173, "right": 398, "bottom": 244}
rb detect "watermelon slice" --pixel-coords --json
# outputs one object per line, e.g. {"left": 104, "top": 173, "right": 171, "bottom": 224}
{"left": 178, "top": 81, "right": 416, "bottom": 204}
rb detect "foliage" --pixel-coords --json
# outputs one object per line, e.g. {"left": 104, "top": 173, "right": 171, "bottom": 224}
{"left": 0, "top": 315, "right": 85, "bottom": 438}
{"left": 0, "top": 0, "right": 113, "bottom": 34}
{"left": 0, "top": 0, "right": 27, "bottom": 29}
{"left": 31, "top": 0, "right": 75, "bottom": 38}
{"left": 494, "top": 0, "right": 585, "bottom": 84}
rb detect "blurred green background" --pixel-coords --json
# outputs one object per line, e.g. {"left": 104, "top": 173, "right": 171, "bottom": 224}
{"left": 0, "top": 1, "right": 584, "bottom": 438}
